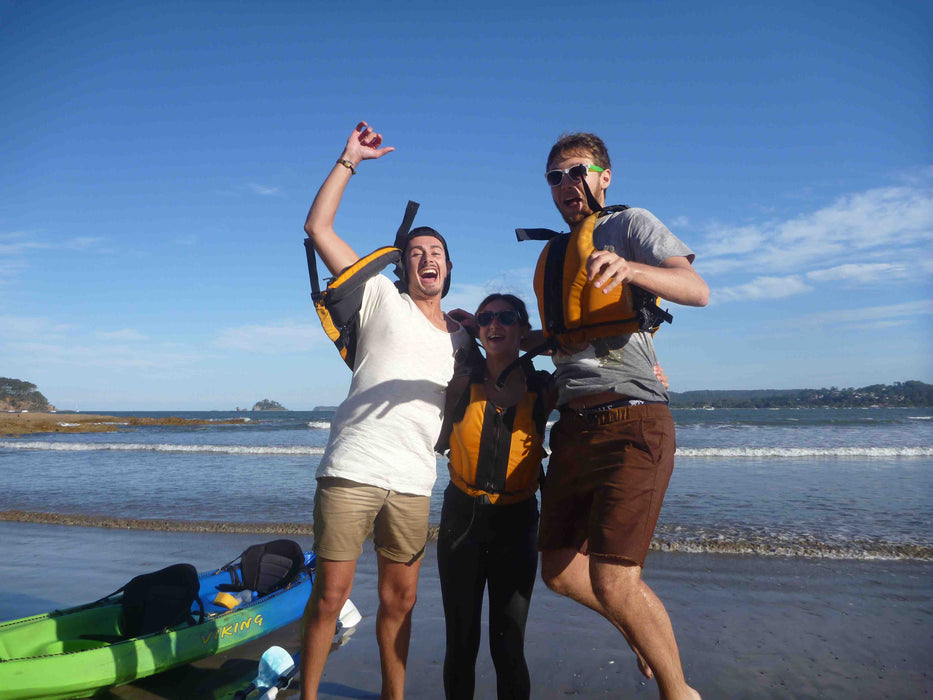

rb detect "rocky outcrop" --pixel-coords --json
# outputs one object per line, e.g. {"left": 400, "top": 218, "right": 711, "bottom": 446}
{"left": 252, "top": 399, "right": 287, "bottom": 411}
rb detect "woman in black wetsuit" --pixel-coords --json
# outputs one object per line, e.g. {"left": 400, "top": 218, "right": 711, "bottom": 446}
{"left": 435, "top": 294, "right": 555, "bottom": 700}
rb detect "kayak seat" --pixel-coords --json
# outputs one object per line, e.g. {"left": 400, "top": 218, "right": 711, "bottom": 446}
{"left": 82, "top": 563, "right": 205, "bottom": 642}
{"left": 216, "top": 539, "right": 305, "bottom": 597}
{"left": 121, "top": 563, "right": 205, "bottom": 637}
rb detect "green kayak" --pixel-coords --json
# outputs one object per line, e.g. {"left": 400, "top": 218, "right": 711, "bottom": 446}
{"left": 0, "top": 540, "right": 314, "bottom": 700}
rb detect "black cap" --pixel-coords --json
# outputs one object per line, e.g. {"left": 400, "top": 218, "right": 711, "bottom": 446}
{"left": 396, "top": 226, "right": 452, "bottom": 297}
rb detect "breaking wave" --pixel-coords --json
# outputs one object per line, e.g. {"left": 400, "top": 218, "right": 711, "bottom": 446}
{"left": 648, "top": 534, "right": 932, "bottom": 560}
{"left": 0, "top": 441, "right": 325, "bottom": 456}
{"left": 676, "top": 446, "right": 932, "bottom": 458}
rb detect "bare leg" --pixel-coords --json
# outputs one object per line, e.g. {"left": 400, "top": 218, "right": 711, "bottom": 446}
{"left": 300, "top": 558, "right": 357, "bottom": 700}
{"left": 541, "top": 548, "right": 653, "bottom": 679}
{"left": 590, "top": 557, "right": 699, "bottom": 700}
{"left": 376, "top": 554, "right": 422, "bottom": 700}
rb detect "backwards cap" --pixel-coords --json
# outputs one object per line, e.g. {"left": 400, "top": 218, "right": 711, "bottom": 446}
{"left": 392, "top": 203, "right": 452, "bottom": 297}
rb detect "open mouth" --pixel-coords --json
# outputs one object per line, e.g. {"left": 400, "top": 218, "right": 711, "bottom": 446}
{"left": 419, "top": 267, "right": 438, "bottom": 281}
{"left": 563, "top": 194, "right": 583, "bottom": 208}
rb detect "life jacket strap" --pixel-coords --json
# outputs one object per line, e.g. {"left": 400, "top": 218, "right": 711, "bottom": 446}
{"left": 304, "top": 237, "right": 323, "bottom": 300}
{"left": 580, "top": 175, "right": 603, "bottom": 214}
{"left": 515, "top": 227, "right": 562, "bottom": 241}
{"left": 392, "top": 200, "right": 421, "bottom": 283}
{"left": 494, "top": 337, "right": 558, "bottom": 389}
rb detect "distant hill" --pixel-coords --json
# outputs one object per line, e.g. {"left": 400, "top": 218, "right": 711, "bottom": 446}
{"left": 252, "top": 399, "right": 288, "bottom": 411}
{"left": 669, "top": 380, "right": 932, "bottom": 408}
{"left": 0, "top": 378, "right": 53, "bottom": 412}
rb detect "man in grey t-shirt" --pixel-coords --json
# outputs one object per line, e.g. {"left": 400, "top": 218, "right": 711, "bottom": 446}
{"left": 536, "top": 133, "right": 708, "bottom": 700}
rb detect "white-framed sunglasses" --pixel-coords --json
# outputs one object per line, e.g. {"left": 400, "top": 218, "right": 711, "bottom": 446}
{"left": 545, "top": 163, "right": 604, "bottom": 187}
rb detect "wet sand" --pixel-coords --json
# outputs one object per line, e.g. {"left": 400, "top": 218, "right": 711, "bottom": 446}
{"left": 0, "top": 412, "right": 246, "bottom": 436}
{"left": 1, "top": 522, "right": 930, "bottom": 699}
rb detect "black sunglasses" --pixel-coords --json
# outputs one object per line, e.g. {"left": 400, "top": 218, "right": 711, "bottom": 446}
{"left": 545, "top": 162, "right": 604, "bottom": 187}
{"left": 476, "top": 310, "right": 519, "bottom": 327}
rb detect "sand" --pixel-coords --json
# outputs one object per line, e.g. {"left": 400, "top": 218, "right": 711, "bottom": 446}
{"left": 1, "top": 522, "right": 930, "bottom": 699}
{"left": 0, "top": 412, "right": 246, "bottom": 436}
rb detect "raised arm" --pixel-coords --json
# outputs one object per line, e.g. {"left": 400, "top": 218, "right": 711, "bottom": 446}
{"left": 303, "top": 121, "right": 395, "bottom": 275}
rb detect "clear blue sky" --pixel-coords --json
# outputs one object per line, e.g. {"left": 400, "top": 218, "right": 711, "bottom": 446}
{"left": 2, "top": 0, "right": 931, "bottom": 410}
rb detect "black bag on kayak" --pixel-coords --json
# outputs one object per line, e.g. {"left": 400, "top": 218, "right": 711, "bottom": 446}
{"left": 217, "top": 539, "right": 306, "bottom": 596}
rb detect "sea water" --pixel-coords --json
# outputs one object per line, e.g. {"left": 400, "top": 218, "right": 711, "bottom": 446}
{"left": 1, "top": 407, "right": 930, "bottom": 560}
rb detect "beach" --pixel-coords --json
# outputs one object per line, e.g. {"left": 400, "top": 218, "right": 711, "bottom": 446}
{"left": 1, "top": 407, "right": 929, "bottom": 697}
{"left": 2, "top": 522, "right": 930, "bottom": 699}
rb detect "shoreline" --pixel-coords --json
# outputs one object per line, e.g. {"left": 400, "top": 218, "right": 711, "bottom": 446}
{"left": 2, "top": 510, "right": 929, "bottom": 561}
{"left": 0, "top": 412, "right": 247, "bottom": 436}
{"left": 1, "top": 523, "right": 930, "bottom": 699}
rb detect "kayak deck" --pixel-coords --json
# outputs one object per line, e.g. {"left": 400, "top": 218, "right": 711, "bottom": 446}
{"left": 0, "top": 549, "right": 314, "bottom": 700}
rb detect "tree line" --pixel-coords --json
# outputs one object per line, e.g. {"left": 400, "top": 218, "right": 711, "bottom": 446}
{"left": 669, "top": 380, "right": 932, "bottom": 408}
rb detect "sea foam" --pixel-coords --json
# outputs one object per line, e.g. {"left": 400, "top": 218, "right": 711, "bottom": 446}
{"left": 0, "top": 441, "right": 325, "bottom": 456}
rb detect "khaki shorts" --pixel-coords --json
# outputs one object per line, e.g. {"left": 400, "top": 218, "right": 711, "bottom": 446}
{"left": 312, "top": 477, "right": 430, "bottom": 564}
{"left": 538, "top": 403, "right": 675, "bottom": 567}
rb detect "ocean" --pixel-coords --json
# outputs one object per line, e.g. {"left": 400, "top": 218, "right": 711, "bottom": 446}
{"left": 1, "top": 407, "right": 931, "bottom": 560}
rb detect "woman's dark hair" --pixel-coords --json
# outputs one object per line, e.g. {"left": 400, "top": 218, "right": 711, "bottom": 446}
{"left": 476, "top": 293, "right": 531, "bottom": 327}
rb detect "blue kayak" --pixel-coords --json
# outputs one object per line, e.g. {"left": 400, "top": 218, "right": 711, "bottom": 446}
{"left": 0, "top": 539, "right": 314, "bottom": 700}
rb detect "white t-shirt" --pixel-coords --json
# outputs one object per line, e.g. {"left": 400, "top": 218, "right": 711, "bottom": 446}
{"left": 317, "top": 275, "right": 470, "bottom": 496}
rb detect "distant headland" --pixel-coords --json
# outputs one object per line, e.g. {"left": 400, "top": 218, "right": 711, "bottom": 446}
{"left": 0, "top": 377, "right": 54, "bottom": 412}
{"left": 669, "top": 380, "right": 932, "bottom": 409}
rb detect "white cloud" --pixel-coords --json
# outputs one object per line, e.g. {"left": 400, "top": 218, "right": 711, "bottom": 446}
{"left": 0, "top": 232, "right": 51, "bottom": 256}
{"left": 97, "top": 329, "right": 149, "bottom": 342}
{"left": 214, "top": 321, "right": 322, "bottom": 353}
{"left": 64, "top": 237, "right": 104, "bottom": 250}
{"left": 700, "top": 225, "right": 765, "bottom": 259}
{"left": 0, "top": 315, "right": 75, "bottom": 341}
{"left": 0, "top": 316, "right": 205, "bottom": 371}
{"left": 0, "top": 259, "right": 27, "bottom": 284}
{"left": 805, "top": 263, "right": 909, "bottom": 284}
{"left": 1, "top": 231, "right": 107, "bottom": 257}
{"left": 792, "top": 299, "right": 933, "bottom": 329}
{"left": 7, "top": 341, "right": 205, "bottom": 369}
{"left": 248, "top": 183, "right": 280, "bottom": 196}
{"left": 699, "top": 175, "right": 933, "bottom": 278}
{"left": 714, "top": 275, "right": 812, "bottom": 303}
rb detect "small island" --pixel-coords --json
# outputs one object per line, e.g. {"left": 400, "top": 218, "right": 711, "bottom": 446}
{"left": 252, "top": 399, "right": 288, "bottom": 411}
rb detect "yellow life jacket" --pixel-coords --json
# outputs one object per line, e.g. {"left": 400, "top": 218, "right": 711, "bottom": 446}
{"left": 305, "top": 201, "right": 421, "bottom": 369}
{"left": 442, "top": 360, "right": 551, "bottom": 504}
{"left": 530, "top": 206, "right": 672, "bottom": 346}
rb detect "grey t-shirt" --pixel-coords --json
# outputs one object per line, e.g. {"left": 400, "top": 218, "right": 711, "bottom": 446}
{"left": 552, "top": 207, "right": 694, "bottom": 406}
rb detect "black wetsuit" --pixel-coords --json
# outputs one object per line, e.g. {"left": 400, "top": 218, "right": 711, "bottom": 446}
{"left": 437, "top": 483, "right": 538, "bottom": 700}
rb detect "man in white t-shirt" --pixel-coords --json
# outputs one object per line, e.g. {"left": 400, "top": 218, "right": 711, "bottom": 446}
{"left": 299, "top": 122, "right": 470, "bottom": 700}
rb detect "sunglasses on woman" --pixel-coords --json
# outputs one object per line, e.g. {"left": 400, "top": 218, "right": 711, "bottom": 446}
{"left": 476, "top": 310, "right": 519, "bottom": 327}
{"left": 545, "top": 162, "right": 604, "bottom": 187}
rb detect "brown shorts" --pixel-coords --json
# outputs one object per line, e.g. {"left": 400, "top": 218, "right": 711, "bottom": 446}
{"left": 538, "top": 402, "right": 675, "bottom": 567}
{"left": 312, "top": 477, "right": 430, "bottom": 564}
